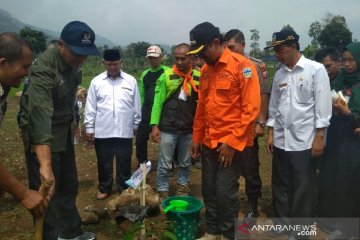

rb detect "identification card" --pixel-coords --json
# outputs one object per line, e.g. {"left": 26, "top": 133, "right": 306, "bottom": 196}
{"left": 178, "top": 87, "right": 187, "bottom": 101}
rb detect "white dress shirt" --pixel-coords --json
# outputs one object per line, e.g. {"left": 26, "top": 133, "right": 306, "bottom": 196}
{"left": 84, "top": 70, "right": 141, "bottom": 138}
{"left": 267, "top": 55, "right": 332, "bottom": 151}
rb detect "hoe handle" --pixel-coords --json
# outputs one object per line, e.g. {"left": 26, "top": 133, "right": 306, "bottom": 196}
{"left": 34, "top": 179, "right": 54, "bottom": 240}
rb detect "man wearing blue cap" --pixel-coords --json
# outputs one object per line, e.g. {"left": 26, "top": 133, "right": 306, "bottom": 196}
{"left": 265, "top": 29, "right": 332, "bottom": 239}
{"left": 19, "top": 21, "right": 99, "bottom": 240}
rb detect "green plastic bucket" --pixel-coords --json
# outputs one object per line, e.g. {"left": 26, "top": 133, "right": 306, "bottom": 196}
{"left": 162, "top": 196, "right": 203, "bottom": 240}
{"left": 163, "top": 199, "right": 189, "bottom": 213}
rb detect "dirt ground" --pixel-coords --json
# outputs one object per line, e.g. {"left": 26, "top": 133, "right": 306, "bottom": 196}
{"left": 0, "top": 98, "right": 328, "bottom": 240}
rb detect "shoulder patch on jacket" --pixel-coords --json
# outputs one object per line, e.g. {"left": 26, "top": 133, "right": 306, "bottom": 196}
{"left": 259, "top": 63, "right": 266, "bottom": 72}
{"left": 259, "top": 63, "right": 268, "bottom": 79}
{"left": 169, "top": 74, "right": 180, "bottom": 80}
{"left": 243, "top": 68, "right": 252, "bottom": 79}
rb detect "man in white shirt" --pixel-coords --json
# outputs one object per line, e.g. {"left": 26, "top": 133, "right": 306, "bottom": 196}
{"left": 265, "top": 30, "right": 332, "bottom": 239}
{"left": 84, "top": 49, "right": 141, "bottom": 200}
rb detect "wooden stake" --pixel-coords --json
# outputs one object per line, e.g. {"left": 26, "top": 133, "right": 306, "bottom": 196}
{"left": 34, "top": 179, "right": 54, "bottom": 240}
{"left": 139, "top": 164, "right": 146, "bottom": 239}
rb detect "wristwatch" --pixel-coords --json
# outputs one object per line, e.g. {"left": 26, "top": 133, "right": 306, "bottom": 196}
{"left": 256, "top": 120, "right": 266, "bottom": 128}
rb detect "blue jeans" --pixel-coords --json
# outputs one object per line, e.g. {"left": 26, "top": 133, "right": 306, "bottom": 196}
{"left": 156, "top": 131, "right": 192, "bottom": 192}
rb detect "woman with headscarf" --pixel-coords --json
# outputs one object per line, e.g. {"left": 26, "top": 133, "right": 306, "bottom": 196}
{"left": 319, "top": 42, "right": 360, "bottom": 239}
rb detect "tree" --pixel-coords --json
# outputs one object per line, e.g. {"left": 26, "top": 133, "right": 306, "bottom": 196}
{"left": 263, "top": 41, "right": 274, "bottom": 58}
{"left": 302, "top": 44, "right": 319, "bottom": 58}
{"left": 249, "top": 29, "right": 260, "bottom": 58}
{"left": 323, "top": 12, "right": 346, "bottom": 25}
{"left": 121, "top": 42, "right": 151, "bottom": 74}
{"left": 318, "top": 19, "right": 352, "bottom": 50}
{"left": 19, "top": 26, "right": 47, "bottom": 54}
{"left": 308, "top": 21, "right": 322, "bottom": 46}
{"left": 281, "top": 24, "right": 295, "bottom": 32}
{"left": 124, "top": 41, "right": 150, "bottom": 59}
{"left": 308, "top": 13, "right": 352, "bottom": 50}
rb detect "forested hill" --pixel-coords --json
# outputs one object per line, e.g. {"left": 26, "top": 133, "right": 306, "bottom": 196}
{"left": 0, "top": 8, "right": 116, "bottom": 47}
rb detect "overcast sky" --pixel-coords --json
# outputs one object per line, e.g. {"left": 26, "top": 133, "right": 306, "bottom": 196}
{"left": 1, "top": 0, "right": 360, "bottom": 51}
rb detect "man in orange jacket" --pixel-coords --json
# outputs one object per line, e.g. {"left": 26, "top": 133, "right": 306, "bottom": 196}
{"left": 189, "top": 22, "right": 260, "bottom": 240}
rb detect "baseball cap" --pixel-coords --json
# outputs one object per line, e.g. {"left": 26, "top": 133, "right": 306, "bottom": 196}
{"left": 146, "top": 45, "right": 162, "bottom": 57}
{"left": 103, "top": 49, "right": 121, "bottom": 61}
{"left": 188, "top": 22, "right": 221, "bottom": 55}
{"left": 264, "top": 29, "right": 299, "bottom": 49}
{"left": 60, "top": 21, "right": 99, "bottom": 56}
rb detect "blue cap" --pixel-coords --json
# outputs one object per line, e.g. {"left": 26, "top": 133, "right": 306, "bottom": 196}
{"left": 60, "top": 21, "right": 99, "bottom": 56}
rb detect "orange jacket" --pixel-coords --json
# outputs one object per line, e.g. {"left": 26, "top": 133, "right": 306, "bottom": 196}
{"left": 192, "top": 48, "right": 260, "bottom": 151}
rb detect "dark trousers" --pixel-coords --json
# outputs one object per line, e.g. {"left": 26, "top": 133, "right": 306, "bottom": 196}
{"left": 239, "top": 139, "right": 262, "bottom": 202}
{"left": 94, "top": 138, "right": 132, "bottom": 194}
{"left": 272, "top": 147, "right": 316, "bottom": 226}
{"left": 135, "top": 121, "right": 151, "bottom": 163}
{"left": 201, "top": 144, "right": 242, "bottom": 240}
{"left": 319, "top": 115, "right": 360, "bottom": 237}
{"left": 25, "top": 145, "right": 83, "bottom": 240}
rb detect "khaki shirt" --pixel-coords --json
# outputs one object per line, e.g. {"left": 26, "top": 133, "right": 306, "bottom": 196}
{"left": 19, "top": 48, "right": 81, "bottom": 152}
{"left": 247, "top": 54, "right": 270, "bottom": 94}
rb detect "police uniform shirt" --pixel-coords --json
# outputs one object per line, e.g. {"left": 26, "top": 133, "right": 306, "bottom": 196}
{"left": 246, "top": 54, "right": 270, "bottom": 94}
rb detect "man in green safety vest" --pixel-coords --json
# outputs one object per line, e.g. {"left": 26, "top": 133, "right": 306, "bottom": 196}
{"left": 150, "top": 43, "right": 200, "bottom": 199}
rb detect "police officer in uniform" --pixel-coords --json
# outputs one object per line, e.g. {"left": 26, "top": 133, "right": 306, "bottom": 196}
{"left": 224, "top": 29, "right": 270, "bottom": 224}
